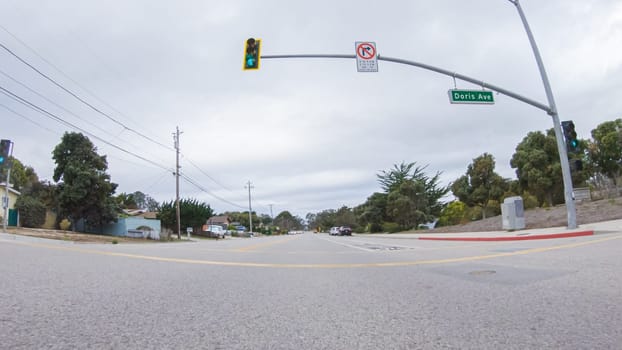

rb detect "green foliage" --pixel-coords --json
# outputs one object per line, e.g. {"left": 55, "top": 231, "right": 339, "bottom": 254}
{"left": 14, "top": 196, "right": 46, "bottom": 228}
{"left": 273, "top": 210, "right": 303, "bottom": 231}
{"left": 116, "top": 191, "right": 160, "bottom": 211}
{"left": 451, "top": 153, "right": 509, "bottom": 219}
{"left": 382, "top": 222, "right": 401, "bottom": 233}
{"left": 588, "top": 118, "right": 622, "bottom": 186}
{"left": 306, "top": 209, "right": 336, "bottom": 231}
{"left": 1, "top": 157, "right": 39, "bottom": 191}
{"left": 368, "top": 222, "right": 383, "bottom": 233}
{"left": 381, "top": 162, "right": 448, "bottom": 230}
{"left": 157, "top": 198, "right": 213, "bottom": 235}
{"left": 437, "top": 201, "right": 467, "bottom": 227}
{"left": 52, "top": 132, "right": 119, "bottom": 230}
{"left": 377, "top": 162, "right": 421, "bottom": 193}
{"left": 356, "top": 192, "right": 387, "bottom": 231}
{"left": 224, "top": 211, "right": 261, "bottom": 230}
{"left": 521, "top": 192, "right": 539, "bottom": 209}
{"left": 305, "top": 206, "right": 359, "bottom": 232}
{"left": 510, "top": 129, "right": 564, "bottom": 207}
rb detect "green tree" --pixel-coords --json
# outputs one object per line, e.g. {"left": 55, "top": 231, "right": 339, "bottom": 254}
{"left": 52, "top": 132, "right": 118, "bottom": 230}
{"left": 273, "top": 211, "right": 303, "bottom": 232}
{"left": 451, "top": 153, "right": 508, "bottom": 219}
{"left": 0, "top": 157, "right": 38, "bottom": 191}
{"left": 510, "top": 129, "right": 563, "bottom": 206}
{"left": 588, "top": 118, "right": 622, "bottom": 186}
{"left": 380, "top": 162, "right": 448, "bottom": 230}
{"left": 158, "top": 198, "right": 213, "bottom": 235}
{"left": 116, "top": 192, "right": 138, "bottom": 209}
{"left": 377, "top": 161, "right": 425, "bottom": 193}
{"left": 356, "top": 192, "right": 387, "bottom": 233}
{"left": 224, "top": 211, "right": 261, "bottom": 230}
{"left": 307, "top": 209, "right": 337, "bottom": 232}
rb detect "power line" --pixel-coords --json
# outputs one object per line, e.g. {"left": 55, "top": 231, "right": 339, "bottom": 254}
{"left": 0, "top": 24, "right": 163, "bottom": 141}
{"left": 0, "top": 69, "right": 171, "bottom": 166}
{"left": 180, "top": 173, "right": 246, "bottom": 209}
{"left": 0, "top": 41, "right": 174, "bottom": 151}
{"left": 0, "top": 85, "right": 174, "bottom": 173}
{"left": 181, "top": 154, "right": 233, "bottom": 192}
{"left": 0, "top": 68, "right": 121, "bottom": 142}
{"left": 0, "top": 102, "right": 58, "bottom": 134}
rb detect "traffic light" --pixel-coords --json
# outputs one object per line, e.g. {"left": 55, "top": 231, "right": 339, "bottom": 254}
{"left": 0, "top": 139, "right": 11, "bottom": 170}
{"left": 561, "top": 120, "right": 579, "bottom": 154}
{"left": 243, "top": 38, "right": 261, "bottom": 70}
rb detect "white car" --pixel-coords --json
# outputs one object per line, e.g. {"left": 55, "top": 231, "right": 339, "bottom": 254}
{"left": 329, "top": 227, "right": 340, "bottom": 236}
{"left": 205, "top": 225, "right": 225, "bottom": 239}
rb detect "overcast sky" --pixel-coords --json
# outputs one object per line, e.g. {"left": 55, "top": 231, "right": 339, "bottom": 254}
{"left": 1, "top": 0, "right": 621, "bottom": 219}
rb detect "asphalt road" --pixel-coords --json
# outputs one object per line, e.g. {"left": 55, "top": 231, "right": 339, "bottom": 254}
{"left": 1, "top": 231, "right": 621, "bottom": 349}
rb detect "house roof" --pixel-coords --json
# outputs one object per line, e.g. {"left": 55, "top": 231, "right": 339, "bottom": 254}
{"left": 122, "top": 209, "right": 159, "bottom": 219}
{"left": 207, "top": 215, "right": 231, "bottom": 225}
{"left": 0, "top": 182, "right": 21, "bottom": 196}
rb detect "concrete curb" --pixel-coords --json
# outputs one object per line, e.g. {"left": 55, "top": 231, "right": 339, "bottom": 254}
{"left": 418, "top": 230, "right": 594, "bottom": 242}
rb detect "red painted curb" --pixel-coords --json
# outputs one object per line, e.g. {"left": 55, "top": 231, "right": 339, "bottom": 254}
{"left": 418, "top": 230, "right": 594, "bottom": 242}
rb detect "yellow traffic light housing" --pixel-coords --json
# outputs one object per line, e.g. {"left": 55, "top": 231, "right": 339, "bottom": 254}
{"left": 243, "top": 38, "right": 261, "bottom": 70}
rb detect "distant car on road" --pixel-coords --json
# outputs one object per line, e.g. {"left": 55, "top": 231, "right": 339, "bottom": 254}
{"left": 329, "top": 227, "right": 340, "bottom": 236}
{"left": 204, "top": 225, "right": 225, "bottom": 239}
{"left": 339, "top": 226, "right": 352, "bottom": 236}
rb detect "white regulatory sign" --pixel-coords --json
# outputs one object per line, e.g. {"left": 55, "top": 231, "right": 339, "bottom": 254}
{"left": 355, "top": 41, "right": 378, "bottom": 72}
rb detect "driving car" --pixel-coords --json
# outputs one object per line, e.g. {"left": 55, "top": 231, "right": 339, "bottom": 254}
{"left": 338, "top": 226, "right": 352, "bottom": 236}
{"left": 329, "top": 227, "right": 340, "bottom": 235}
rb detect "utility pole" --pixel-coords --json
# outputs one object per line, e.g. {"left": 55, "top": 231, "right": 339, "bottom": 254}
{"left": 269, "top": 204, "right": 274, "bottom": 222}
{"left": 1, "top": 140, "right": 13, "bottom": 233}
{"left": 246, "top": 181, "right": 254, "bottom": 233}
{"left": 174, "top": 127, "right": 182, "bottom": 239}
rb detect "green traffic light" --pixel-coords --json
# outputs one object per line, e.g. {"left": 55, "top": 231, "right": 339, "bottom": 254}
{"left": 243, "top": 38, "right": 261, "bottom": 70}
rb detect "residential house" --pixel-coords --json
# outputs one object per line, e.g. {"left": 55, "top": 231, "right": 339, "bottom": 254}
{"left": 0, "top": 182, "right": 20, "bottom": 226}
{"left": 206, "top": 215, "right": 232, "bottom": 229}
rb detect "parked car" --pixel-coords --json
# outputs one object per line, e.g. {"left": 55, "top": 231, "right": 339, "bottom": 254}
{"left": 204, "top": 225, "right": 225, "bottom": 239}
{"left": 339, "top": 226, "right": 352, "bottom": 236}
{"left": 329, "top": 227, "right": 340, "bottom": 236}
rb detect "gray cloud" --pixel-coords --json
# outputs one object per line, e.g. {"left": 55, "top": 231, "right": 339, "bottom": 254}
{"left": 1, "top": 0, "right": 620, "bottom": 218}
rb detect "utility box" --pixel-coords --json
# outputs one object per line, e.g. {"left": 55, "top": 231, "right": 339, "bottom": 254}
{"left": 502, "top": 196, "right": 525, "bottom": 230}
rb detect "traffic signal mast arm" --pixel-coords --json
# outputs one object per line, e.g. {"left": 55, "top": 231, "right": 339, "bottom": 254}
{"left": 261, "top": 53, "right": 552, "bottom": 114}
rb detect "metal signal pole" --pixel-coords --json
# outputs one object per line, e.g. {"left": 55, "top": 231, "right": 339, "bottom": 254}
{"left": 508, "top": 0, "right": 576, "bottom": 229}
{"left": 2, "top": 140, "right": 13, "bottom": 233}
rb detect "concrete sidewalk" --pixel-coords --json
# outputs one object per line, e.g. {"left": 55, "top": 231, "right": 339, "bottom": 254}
{"left": 359, "top": 219, "right": 622, "bottom": 242}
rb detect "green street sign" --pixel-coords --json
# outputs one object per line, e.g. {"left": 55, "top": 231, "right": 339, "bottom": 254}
{"left": 448, "top": 89, "right": 494, "bottom": 105}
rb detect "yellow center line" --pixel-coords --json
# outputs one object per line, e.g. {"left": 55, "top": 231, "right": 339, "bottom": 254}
{"left": 1, "top": 234, "right": 620, "bottom": 269}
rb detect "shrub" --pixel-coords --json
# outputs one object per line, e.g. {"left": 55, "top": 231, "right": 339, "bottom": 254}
{"left": 382, "top": 222, "right": 401, "bottom": 233}
{"left": 15, "top": 196, "right": 46, "bottom": 228}
{"left": 520, "top": 192, "right": 538, "bottom": 209}
{"left": 437, "top": 201, "right": 467, "bottom": 227}
{"left": 59, "top": 218, "right": 71, "bottom": 231}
